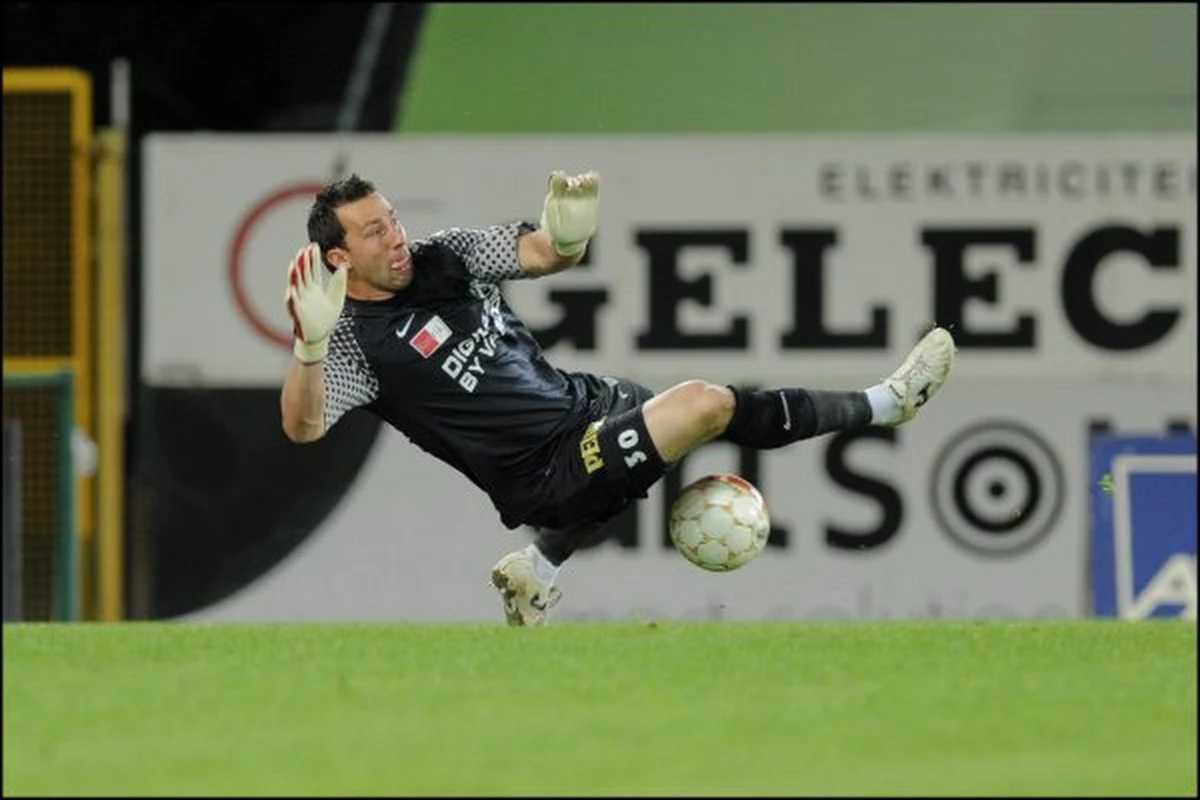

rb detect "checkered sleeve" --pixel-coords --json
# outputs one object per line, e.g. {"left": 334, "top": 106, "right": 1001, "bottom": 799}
{"left": 322, "top": 313, "right": 380, "bottom": 432}
{"left": 426, "top": 222, "right": 537, "bottom": 282}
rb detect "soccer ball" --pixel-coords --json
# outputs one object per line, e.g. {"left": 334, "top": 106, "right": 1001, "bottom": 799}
{"left": 669, "top": 474, "right": 771, "bottom": 572}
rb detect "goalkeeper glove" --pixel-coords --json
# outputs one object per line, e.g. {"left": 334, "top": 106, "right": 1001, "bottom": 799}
{"left": 540, "top": 170, "right": 600, "bottom": 257}
{"left": 285, "top": 242, "right": 348, "bottom": 364}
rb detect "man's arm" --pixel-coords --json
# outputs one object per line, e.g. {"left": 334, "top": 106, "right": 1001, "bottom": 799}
{"left": 520, "top": 170, "right": 599, "bottom": 278}
{"left": 281, "top": 347, "right": 380, "bottom": 443}
{"left": 280, "top": 242, "right": 347, "bottom": 444}
{"left": 281, "top": 360, "right": 326, "bottom": 443}
{"left": 517, "top": 228, "right": 588, "bottom": 277}
{"left": 425, "top": 171, "right": 600, "bottom": 283}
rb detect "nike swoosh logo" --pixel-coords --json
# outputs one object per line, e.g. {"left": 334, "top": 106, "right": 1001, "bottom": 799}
{"left": 396, "top": 314, "right": 415, "bottom": 338}
{"left": 779, "top": 391, "right": 791, "bottom": 431}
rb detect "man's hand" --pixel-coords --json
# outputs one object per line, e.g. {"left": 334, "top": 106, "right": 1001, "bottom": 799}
{"left": 540, "top": 170, "right": 600, "bottom": 257}
{"left": 285, "top": 242, "right": 347, "bottom": 364}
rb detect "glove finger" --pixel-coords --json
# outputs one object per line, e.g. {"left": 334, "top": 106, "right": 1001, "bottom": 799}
{"left": 290, "top": 245, "right": 309, "bottom": 286}
{"left": 288, "top": 261, "right": 304, "bottom": 296}
{"left": 285, "top": 287, "right": 306, "bottom": 340}
{"left": 579, "top": 171, "right": 600, "bottom": 196}
{"left": 548, "top": 170, "right": 568, "bottom": 196}
{"left": 287, "top": 258, "right": 301, "bottom": 294}
{"left": 304, "top": 243, "right": 322, "bottom": 287}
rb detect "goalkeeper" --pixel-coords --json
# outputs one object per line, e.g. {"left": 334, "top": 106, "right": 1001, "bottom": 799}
{"left": 281, "top": 171, "right": 956, "bottom": 626}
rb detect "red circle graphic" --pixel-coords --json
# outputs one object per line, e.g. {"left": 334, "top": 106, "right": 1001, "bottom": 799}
{"left": 227, "top": 182, "right": 326, "bottom": 348}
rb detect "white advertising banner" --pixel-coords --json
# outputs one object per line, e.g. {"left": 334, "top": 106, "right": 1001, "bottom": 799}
{"left": 181, "top": 383, "right": 1195, "bottom": 622}
{"left": 143, "top": 134, "right": 1197, "bottom": 388}
{"left": 142, "top": 134, "right": 1196, "bottom": 621}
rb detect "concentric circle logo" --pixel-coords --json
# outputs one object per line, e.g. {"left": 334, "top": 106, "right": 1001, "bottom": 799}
{"left": 930, "top": 421, "right": 1064, "bottom": 557}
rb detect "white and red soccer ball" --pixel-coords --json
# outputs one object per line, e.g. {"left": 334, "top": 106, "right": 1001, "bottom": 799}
{"left": 669, "top": 474, "right": 771, "bottom": 572}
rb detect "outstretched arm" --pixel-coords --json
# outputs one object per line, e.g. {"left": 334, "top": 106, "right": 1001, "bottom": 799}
{"left": 517, "top": 228, "right": 587, "bottom": 277}
{"left": 429, "top": 171, "right": 601, "bottom": 283}
{"left": 281, "top": 360, "right": 327, "bottom": 443}
{"left": 279, "top": 243, "right": 347, "bottom": 444}
{"left": 517, "top": 170, "right": 600, "bottom": 278}
{"left": 281, "top": 348, "right": 379, "bottom": 444}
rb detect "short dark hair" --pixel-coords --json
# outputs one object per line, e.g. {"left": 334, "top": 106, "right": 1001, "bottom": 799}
{"left": 307, "top": 173, "right": 377, "bottom": 270}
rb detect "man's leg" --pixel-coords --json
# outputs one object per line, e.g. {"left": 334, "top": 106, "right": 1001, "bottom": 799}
{"left": 492, "top": 519, "right": 611, "bottom": 627}
{"left": 643, "top": 326, "right": 956, "bottom": 464}
{"left": 494, "top": 327, "right": 955, "bottom": 626}
{"left": 491, "top": 378, "right": 660, "bottom": 627}
{"left": 533, "top": 519, "right": 612, "bottom": 566}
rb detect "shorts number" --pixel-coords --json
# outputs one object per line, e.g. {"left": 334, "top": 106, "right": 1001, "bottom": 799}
{"left": 618, "top": 428, "right": 648, "bottom": 469}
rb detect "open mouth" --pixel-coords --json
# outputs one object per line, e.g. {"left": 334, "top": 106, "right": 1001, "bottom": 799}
{"left": 390, "top": 254, "right": 411, "bottom": 272}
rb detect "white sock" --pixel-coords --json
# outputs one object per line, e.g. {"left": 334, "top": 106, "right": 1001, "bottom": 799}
{"left": 864, "top": 384, "right": 901, "bottom": 425}
{"left": 526, "top": 544, "right": 562, "bottom": 586}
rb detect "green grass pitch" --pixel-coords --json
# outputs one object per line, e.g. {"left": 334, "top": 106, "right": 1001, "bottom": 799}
{"left": 3, "top": 620, "right": 1196, "bottom": 796}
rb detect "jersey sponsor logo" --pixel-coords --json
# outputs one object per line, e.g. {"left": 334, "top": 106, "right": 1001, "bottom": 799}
{"left": 441, "top": 330, "right": 496, "bottom": 393}
{"left": 439, "top": 298, "right": 506, "bottom": 393}
{"left": 579, "top": 419, "right": 606, "bottom": 474}
{"left": 409, "top": 315, "right": 452, "bottom": 358}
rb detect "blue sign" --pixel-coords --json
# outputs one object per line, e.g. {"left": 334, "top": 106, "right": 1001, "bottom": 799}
{"left": 1090, "top": 433, "right": 1196, "bottom": 619}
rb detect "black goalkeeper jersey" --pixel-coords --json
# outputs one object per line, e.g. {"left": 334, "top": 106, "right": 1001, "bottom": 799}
{"left": 321, "top": 222, "right": 608, "bottom": 528}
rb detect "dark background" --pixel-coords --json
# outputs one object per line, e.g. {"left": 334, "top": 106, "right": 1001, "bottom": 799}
{"left": 4, "top": 2, "right": 428, "bottom": 618}
{"left": 3, "top": 3, "right": 425, "bottom": 132}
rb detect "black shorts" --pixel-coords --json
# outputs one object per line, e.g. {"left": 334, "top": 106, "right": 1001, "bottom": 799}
{"left": 524, "top": 376, "right": 667, "bottom": 529}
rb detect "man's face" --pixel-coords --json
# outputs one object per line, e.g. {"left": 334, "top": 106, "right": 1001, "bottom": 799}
{"left": 333, "top": 192, "right": 413, "bottom": 296}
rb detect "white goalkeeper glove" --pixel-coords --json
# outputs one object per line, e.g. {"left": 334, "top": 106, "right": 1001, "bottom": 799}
{"left": 284, "top": 242, "right": 348, "bottom": 364}
{"left": 540, "top": 170, "right": 600, "bottom": 257}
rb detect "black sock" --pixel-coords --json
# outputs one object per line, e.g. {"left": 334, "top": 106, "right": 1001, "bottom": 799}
{"left": 533, "top": 519, "right": 614, "bottom": 566}
{"left": 721, "top": 387, "right": 871, "bottom": 449}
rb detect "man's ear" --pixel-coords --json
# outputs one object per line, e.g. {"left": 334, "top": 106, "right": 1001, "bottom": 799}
{"left": 327, "top": 247, "right": 352, "bottom": 271}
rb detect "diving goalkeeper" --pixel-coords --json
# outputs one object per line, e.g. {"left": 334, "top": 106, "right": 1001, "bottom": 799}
{"left": 280, "top": 171, "right": 956, "bottom": 626}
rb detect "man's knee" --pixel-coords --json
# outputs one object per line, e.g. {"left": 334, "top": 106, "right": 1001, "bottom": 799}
{"left": 669, "top": 380, "right": 736, "bottom": 438}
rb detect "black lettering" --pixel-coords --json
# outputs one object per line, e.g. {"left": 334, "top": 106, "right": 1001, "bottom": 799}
{"left": 634, "top": 230, "right": 750, "bottom": 350}
{"left": 1119, "top": 162, "right": 1139, "bottom": 195}
{"left": 890, "top": 163, "right": 913, "bottom": 200}
{"left": 855, "top": 165, "right": 876, "bottom": 200}
{"left": 999, "top": 163, "right": 1025, "bottom": 197}
{"left": 819, "top": 164, "right": 841, "bottom": 200}
{"left": 529, "top": 290, "right": 608, "bottom": 350}
{"left": 965, "top": 162, "right": 985, "bottom": 197}
{"left": 928, "top": 166, "right": 952, "bottom": 197}
{"left": 1059, "top": 161, "right": 1085, "bottom": 198}
{"left": 779, "top": 229, "right": 888, "bottom": 349}
{"left": 1034, "top": 163, "right": 1051, "bottom": 198}
{"left": 1153, "top": 163, "right": 1178, "bottom": 200}
{"left": 925, "top": 227, "right": 1036, "bottom": 348}
{"left": 1061, "top": 225, "right": 1181, "bottom": 350}
{"left": 525, "top": 246, "right": 607, "bottom": 350}
{"left": 824, "top": 429, "right": 903, "bottom": 551}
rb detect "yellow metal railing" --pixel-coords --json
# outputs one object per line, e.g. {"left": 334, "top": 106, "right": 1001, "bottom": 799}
{"left": 3, "top": 67, "right": 117, "bottom": 619}
{"left": 95, "top": 128, "right": 127, "bottom": 621}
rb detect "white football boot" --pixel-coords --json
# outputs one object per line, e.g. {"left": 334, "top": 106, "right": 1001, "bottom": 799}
{"left": 490, "top": 549, "right": 563, "bottom": 627}
{"left": 881, "top": 326, "right": 957, "bottom": 424}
